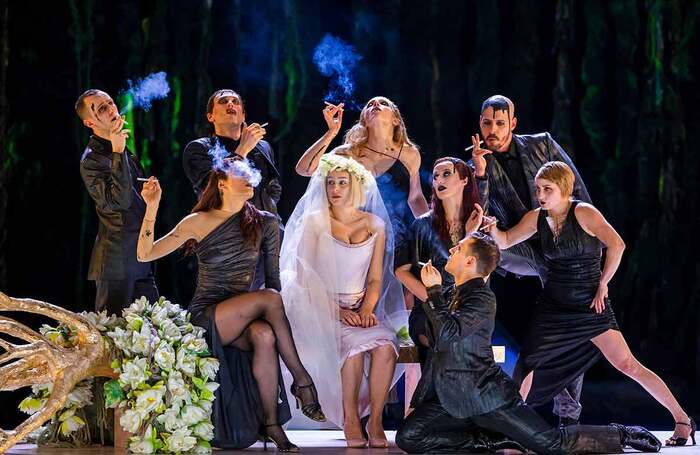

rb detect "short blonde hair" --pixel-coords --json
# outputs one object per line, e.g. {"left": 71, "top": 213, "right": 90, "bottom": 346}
{"left": 535, "top": 161, "right": 575, "bottom": 197}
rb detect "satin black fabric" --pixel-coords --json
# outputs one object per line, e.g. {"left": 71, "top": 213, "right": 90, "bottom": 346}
{"left": 514, "top": 200, "right": 619, "bottom": 406}
{"left": 182, "top": 135, "right": 282, "bottom": 214}
{"left": 79, "top": 135, "right": 155, "bottom": 282}
{"left": 398, "top": 399, "right": 623, "bottom": 454}
{"left": 188, "top": 211, "right": 290, "bottom": 449}
{"left": 397, "top": 277, "right": 623, "bottom": 455}
{"left": 412, "top": 279, "right": 521, "bottom": 418}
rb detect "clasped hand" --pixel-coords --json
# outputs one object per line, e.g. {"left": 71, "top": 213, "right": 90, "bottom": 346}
{"left": 339, "top": 307, "right": 378, "bottom": 328}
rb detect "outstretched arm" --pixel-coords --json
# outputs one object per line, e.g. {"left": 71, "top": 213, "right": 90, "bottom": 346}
{"left": 484, "top": 209, "right": 539, "bottom": 249}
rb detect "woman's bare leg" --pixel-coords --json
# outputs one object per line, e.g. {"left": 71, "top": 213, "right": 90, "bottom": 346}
{"left": 341, "top": 353, "right": 365, "bottom": 443}
{"left": 367, "top": 344, "right": 397, "bottom": 442}
{"left": 592, "top": 329, "right": 690, "bottom": 439}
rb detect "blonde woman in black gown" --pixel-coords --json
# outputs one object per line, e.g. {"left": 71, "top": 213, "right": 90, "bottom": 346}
{"left": 483, "top": 161, "right": 694, "bottom": 446}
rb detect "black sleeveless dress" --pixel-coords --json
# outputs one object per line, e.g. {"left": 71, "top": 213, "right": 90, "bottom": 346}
{"left": 375, "top": 148, "right": 415, "bottom": 245}
{"left": 513, "top": 200, "right": 619, "bottom": 406}
{"left": 189, "top": 210, "right": 290, "bottom": 449}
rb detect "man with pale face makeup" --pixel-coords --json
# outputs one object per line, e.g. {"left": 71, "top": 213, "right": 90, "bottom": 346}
{"left": 76, "top": 89, "right": 158, "bottom": 315}
{"left": 468, "top": 95, "right": 592, "bottom": 427}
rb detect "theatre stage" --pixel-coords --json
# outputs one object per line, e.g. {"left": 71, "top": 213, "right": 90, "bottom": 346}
{"left": 6, "top": 430, "right": 700, "bottom": 454}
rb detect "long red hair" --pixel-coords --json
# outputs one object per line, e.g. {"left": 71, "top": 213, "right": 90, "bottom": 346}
{"left": 184, "top": 169, "right": 262, "bottom": 254}
{"left": 430, "top": 157, "right": 480, "bottom": 246}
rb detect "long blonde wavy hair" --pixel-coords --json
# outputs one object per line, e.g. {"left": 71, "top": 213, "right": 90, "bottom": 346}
{"left": 343, "top": 96, "right": 417, "bottom": 156}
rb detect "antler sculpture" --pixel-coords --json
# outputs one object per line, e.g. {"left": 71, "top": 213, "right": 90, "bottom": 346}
{"left": 0, "top": 293, "right": 116, "bottom": 453}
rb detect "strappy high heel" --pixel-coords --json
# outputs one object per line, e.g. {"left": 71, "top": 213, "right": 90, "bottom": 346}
{"left": 262, "top": 423, "right": 299, "bottom": 452}
{"left": 665, "top": 417, "right": 696, "bottom": 446}
{"left": 290, "top": 382, "right": 326, "bottom": 422}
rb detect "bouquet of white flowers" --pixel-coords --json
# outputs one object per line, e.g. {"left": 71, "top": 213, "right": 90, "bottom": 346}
{"left": 18, "top": 297, "right": 219, "bottom": 454}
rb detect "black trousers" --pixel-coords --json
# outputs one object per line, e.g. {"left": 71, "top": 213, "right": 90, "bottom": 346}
{"left": 397, "top": 398, "right": 623, "bottom": 454}
{"left": 95, "top": 275, "right": 159, "bottom": 316}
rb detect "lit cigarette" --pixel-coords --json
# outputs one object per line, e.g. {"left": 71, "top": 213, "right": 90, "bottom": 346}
{"left": 480, "top": 220, "right": 497, "bottom": 231}
{"left": 136, "top": 177, "right": 150, "bottom": 182}
{"left": 324, "top": 101, "right": 334, "bottom": 106}
{"left": 464, "top": 140, "right": 484, "bottom": 151}
{"left": 417, "top": 261, "right": 428, "bottom": 267}
{"left": 259, "top": 122, "right": 269, "bottom": 128}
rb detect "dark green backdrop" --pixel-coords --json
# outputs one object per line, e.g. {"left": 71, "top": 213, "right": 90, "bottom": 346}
{"left": 0, "top": 0, "right": 698, "bottom": 428}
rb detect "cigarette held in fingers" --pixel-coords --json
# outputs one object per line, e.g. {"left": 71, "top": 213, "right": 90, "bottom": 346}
{"left": 259, "top": 122, "right": 269, "bottom": 128}
{"left": 136, "top": 177, "right": 152, "bottom": 182}
{"left": 480, "top": 220, "right": 497, "bottom": 231}
{"left": 464, "top": 140, "right": 484, "bottom": 151}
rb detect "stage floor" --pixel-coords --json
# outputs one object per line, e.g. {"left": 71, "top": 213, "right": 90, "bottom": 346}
{"left": 6, "top": 430, "right": 700, "bottom": 454}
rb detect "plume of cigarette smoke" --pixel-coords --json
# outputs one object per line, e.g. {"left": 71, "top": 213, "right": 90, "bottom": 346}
{"left": 208, "top": 141, "right": 262, "bottom": 187}
{"left": 123, "top": 71, "right": 171, "bottom": 112}
{"left": 312, "top": 34, "right": 362, "bottom": 108}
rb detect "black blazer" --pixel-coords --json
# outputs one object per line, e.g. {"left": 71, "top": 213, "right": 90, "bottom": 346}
{"left": 183, "top": 136, "right": 282, "bottom": 215}
{"left": 411, "top": 278, "right": 521, "bottom": 419}
{"left": 79, "top": 135, "right": 153, "bottom": 281}
{"left": 471, "top": 133, "right": 591, "bottom": 230}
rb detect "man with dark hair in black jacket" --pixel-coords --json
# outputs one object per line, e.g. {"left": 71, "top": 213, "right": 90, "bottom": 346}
{"left": 76, "top": 89, "right": 158, "bottom": 315}
{"left": 395, "top": 233, "right": 660, "bottom": 454}
{"left": 469, "top": 94, "right": 591, "bottom": 426}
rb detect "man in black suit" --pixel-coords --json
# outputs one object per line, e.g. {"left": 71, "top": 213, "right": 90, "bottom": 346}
{"left": 469, "top": 95, "right": 591, "bottom": 425}
{"left": 395, "top": 233, "right": 660, "bottom": 454}
{"left": 76, "top": 89, "right": 158, "bottom": 315}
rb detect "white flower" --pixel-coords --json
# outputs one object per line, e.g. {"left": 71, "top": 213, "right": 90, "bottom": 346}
{"left": 160, "top": 319, "right": 182, "bottom": 342}
{"left": 107, "top": 326, "right": 133, "bottom": 356}
{"left": 176, "top": 348, "right": 197, "bottom": 376}
{"left": 82, "top": 310, "right": 117, "bottom": 331}
{"left": 191, "top": 326, "right": 206, "bottom": 338}
{"left": 166, "top": 428, "right": 197, "bottom": 453}
{"left": 150, "top": 305, "right": 169, "bottom": 326}
{"left": 164, "top": 300, "right": 182, "bottom": 317}
{"left": 197, "top": 399, "right": 213, "bottom": 414}
{"left": 120, "top": 408, "right": 146, "bottom": 434}
{"left": 167, "top": 371, "right": 190, "bottom": 405}
{"left": 197, "top": 358, "right": 219, "bottom": 381}
{"left": 131, "top": 322, "right": 155, "bottom": 356}
{"left": 156, "top": 403, "right": 185, "bottom": 432}
{"left": 119, "top": 357, "right": 150, "bottom": 389}
{"left": 154, "top": 340, "right": 176, "bottom": 371}
{"left": 134, "top": 385, "right": 165, "bottom": 414}
{"left": 181, "top": 333, "right": 208, "bottom": 354}
{"left": 65, "top": 383, "right": 93, "bottom": 408}
{"left": 180, "top": 405, "right": 208, "bottom": 426}
{"left": 125, "top": 296, "right": 149, "bottom": 316}
{"left": 18, "top": 396, "right": 46, "bottom": 415}
{"left": 192, "top": 421, "right": 214, "bottom": 440}
{"left": 129, "top": 435, "right": 155, "bottom": 454}
{"left": 58, "top": 409, "right": 86, "bottom": 436}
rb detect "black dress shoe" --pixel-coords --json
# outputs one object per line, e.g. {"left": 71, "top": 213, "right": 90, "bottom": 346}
{"left": 611, "top": 424, "right": 661, "bottom": 452}
{"left": 487, "top": 435, "right": 527, "bottom": 453}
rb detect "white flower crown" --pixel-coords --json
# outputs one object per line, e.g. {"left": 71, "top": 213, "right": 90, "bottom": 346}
{"left": 317, "top": 154, "right": 374, "bottom": 190}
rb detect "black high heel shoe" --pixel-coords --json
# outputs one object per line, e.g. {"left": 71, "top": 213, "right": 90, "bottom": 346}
{"left": 290, "top": 382, "right": 326, "bottom": 422}
{"left": 262, "top": 423, "right": 299, "bottom": 452}
{"left": 666, "top": 417, "right": 696, "bottom": 446}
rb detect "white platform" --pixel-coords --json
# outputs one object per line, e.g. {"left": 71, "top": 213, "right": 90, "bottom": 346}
{"left": 6, "top": 430, "right": 700, "bottom": 454}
